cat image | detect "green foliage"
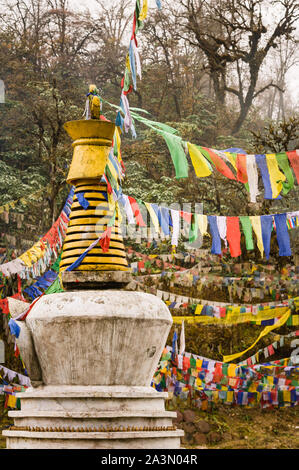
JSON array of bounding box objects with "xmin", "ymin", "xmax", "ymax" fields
[
  {"xmin": 250, "ymin": 115, "xmax": 299, "ymax": 153},
  {"xmin": 0, "ymin": 160, "xmax": 47, "ymax": 205},
  {"xmin": 123, "ymin": 161, "xmax": 184, "ymax": 204}
]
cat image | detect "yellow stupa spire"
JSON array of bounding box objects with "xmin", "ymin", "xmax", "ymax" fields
[{"xmin": 59, "ymin": 86, "xmax": 130, "ymax": 274}]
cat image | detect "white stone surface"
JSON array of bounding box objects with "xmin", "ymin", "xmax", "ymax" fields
[
  {"xmin": 7, "ymin": 297, "xmax": 27, "ymax": 318},
  {"xmin": 4, "ymin": 432, "xmax": 183, "ymax": 449},
  {"xmin": 3, "ymin": 385, "xmax": 184, "ymax": 449},
  {"xmin": 15, "ymin": 320, "xmax": 42, "ymax": 384},
  {"xmin": 6, "ymin": 289, "xmax": 183, "ymax": 448},
  {"xmin": 18, "ymin": 290, "xmax": 172, "ymax": 386}
]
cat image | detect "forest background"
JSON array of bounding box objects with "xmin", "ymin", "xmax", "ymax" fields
[{"xmin": 0, "ymin": 0, "xmax": 298, "ymax": 251}]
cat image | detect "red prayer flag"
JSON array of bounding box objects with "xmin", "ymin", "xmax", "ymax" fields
[
  {"xmin": 128, "ymin": 196, "xmax": 146, "ymax": 227},
  {"xmin": 287, "ymin": 150, "xmax": 299, "ymax": 183},
  {"xmin": 99, "ymin": 226, "xmax": 112, "ymax": 253},
  {"xmin": 268, "ymin": 344, "xmax": 275, "ymax": 356},
  {"xmin": 236, "ymin": 154, "xmax": 248, "ymax": 183},
  {"xmin": 202, "ymin": 147, "xmax": 236, "ymax": 180},
  {"xmin": 226, "ymin": 217, "xmax": 242, "ymax": 257},
  {"xmin": 183, "ymin": 356, "xmax": 190, "ymax": 371},
  {"xmin": 180, "ymin": 211, "xmax": 192, "ymax": 224},
  {"xmin": 0, "ymin": 298, "xmax": 9, "ymax": 314}
]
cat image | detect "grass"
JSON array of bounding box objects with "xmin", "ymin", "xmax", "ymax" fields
[{"xmin": 193, "ymin": 404, "xmax": 299, "ymax": 449}]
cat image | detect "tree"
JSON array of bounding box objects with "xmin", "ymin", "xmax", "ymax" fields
[
  {"xmin": 0, "ymin": 0, "xmax": 95, "ymax": 223},
  {"xmin": 250, "ymin": 114, "xmax": 299, "ymax": 152},
  {"xmin": 177, "ymin": 0, "xmax": 299, "ymax": 134}
]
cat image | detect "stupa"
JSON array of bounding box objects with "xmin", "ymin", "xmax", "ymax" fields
[{"xmin": 3, "ymin": 86, "xmax": 183, "ymax": 448}]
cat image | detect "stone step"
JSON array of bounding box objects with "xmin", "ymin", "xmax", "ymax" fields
[
  {"xmin": 9, "ymin": 410, "xmax": 176, "ymax": 418},
  {"xmin": 3, "ymin": 429, "xmax": 184, "ymax": 449},
  {"xmin": 8, "ymin": 410, "xmax": 176, "ymax": 429},
  {"xmin": 17, "ymin": 386, "xmax": 169, "ymax": 413}
]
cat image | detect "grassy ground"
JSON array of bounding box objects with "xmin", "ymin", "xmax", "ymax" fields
[{"xmin": 182, "ymin": 404, "xmax": 299, "ymax": 449}]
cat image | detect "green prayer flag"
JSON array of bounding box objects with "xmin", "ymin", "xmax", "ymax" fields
[
  {"xmin": 123, "ymin": 67, "xmax": 131, "ymax": 92},
  {"xmin": 189, "ymin": 214, "xmax": 198, "ymax": 242},
  {"xmin": 161, "ymin": 132, "xmax": 189, "ymax": 179},
  {"xmin": 108, "ymin": 209, "xmax": 116, "ymax": 227},
  {"xmin": 130, "ymin": 112, "xmax": 179, "ymax": 135},
  {"xmin": 222, "ymin": 363, "xmax": 229, "ymax": 376},
  {"xmin": 45, "ymin": 277, "xmax": 64, "ymax": 295},
  {"xmin": 190, "ymin": 356, "xmax": 196, "ymax": 368},
  {"xmin": 51, "ymin": 254, "xmax": 62, "ymax": 272},
  {"xmin": 198, "ymin": 146, "xmax": 215, "ymax": 167},
  {"xmin": 239, "ymin": 216, "xmax": 254, "ymax": 251},
  {"xmin": 276, "ymin": 152, "xmax": 294, "ymax": 195}
]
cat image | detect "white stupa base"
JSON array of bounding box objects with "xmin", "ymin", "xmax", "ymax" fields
[{"xmin": 3, "ymin": 385, "xmax": 183, "ymax": 449}]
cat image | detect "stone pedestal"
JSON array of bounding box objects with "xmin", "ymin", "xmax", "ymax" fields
[
  {"xmin": 4, "ymin": 386, "xmax": 183, "ymax": 448},
  {"xmin": 3, "ymin": 290, "xmax": 183, "ymax": 448}
]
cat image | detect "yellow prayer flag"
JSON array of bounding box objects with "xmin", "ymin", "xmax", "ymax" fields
[
  {"xmin": 223, "ymin": 309, "xmax": 291, "ymax": 362},
  {"xmin": 107, "ymin": 159, "xmax": 119, "ymax": 187},
  {"xmin": 115, "ymin": 127, "xmax": 121, "ymax": 153},
  {"xmin": 126, "ymin": 54, "xmax": 131, "ymax": 72},
  {"xmin": 145, "ymin": 202, "xmax": 160, "ymax": 233},
  {"xmin": 267, "ymin": 376, "xmax": 274, "ymax": 386},
  {"xmin": 139, "ymin": 0, "xmax": 148, "ymax": 21},
  {"xmin": 224, "ymin": 152, "xmax": 237, "ymax": 171},
  {"xmin": 7, "ymin": 394, "xmax": 17, "ymax": 408},
  {"xmin": 196, "ymin": 377, "xmax": 202, "ymax": 388},
  {"xmin": 187, "ymin": 142, "xmax": 212, "ymax": 177},
  {"xmin": 201, "ymin": 400, "xmax": 208, "ymax": 410},
  {"xmin": 250, "ymin": 216, "xmax": 264, "ymax": 257},
  {"xmin": 227, "ymin": 364, "xmax": 237, "ymax": 377},
  {"xmin": 197, "ymin": 214, "xmax": 208, "ymax": 236},
  {"xmin": 266, "ymin": 153, "xmax": 286, "ymax": 199},
  {"xmin": 195, "ymin": 305, "xmax": 203, "ymax": 315},
  {"xmin": 283, "ymin": 390, "xmax": 291, "ymax": 402}
]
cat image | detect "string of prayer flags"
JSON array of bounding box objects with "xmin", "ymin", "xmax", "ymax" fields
[
  {"xmin": 118, "ymin": 193, "xmax": 297, "ymax": 258},
  {"xmin": 100, "ymin": 94, "xmax": 299, "ymax": 200},
  {"xmin": 0, "ymin": 189, "xmax": 74, "ymax": 279},
  {"xmin": 153, "ymin": 346, "xmax": 299, "ymax": 409},
  {"xmin": 119, "ymin": 107, "xmax": 299, "ymax": 198},
  {"xmin": 238, "ymin": 330, "xmax": 299, "ymax": 366},
  {"xmin": 223, "ymin": 309, "xmax": 292, "ymax": 362},
  {"xmin": 0, "ymin": 365, "xmax": 31, "ymax": 387},
  {"xmin": 118, "ymin": 0, "xmax": 149, "ymax": 137}
]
